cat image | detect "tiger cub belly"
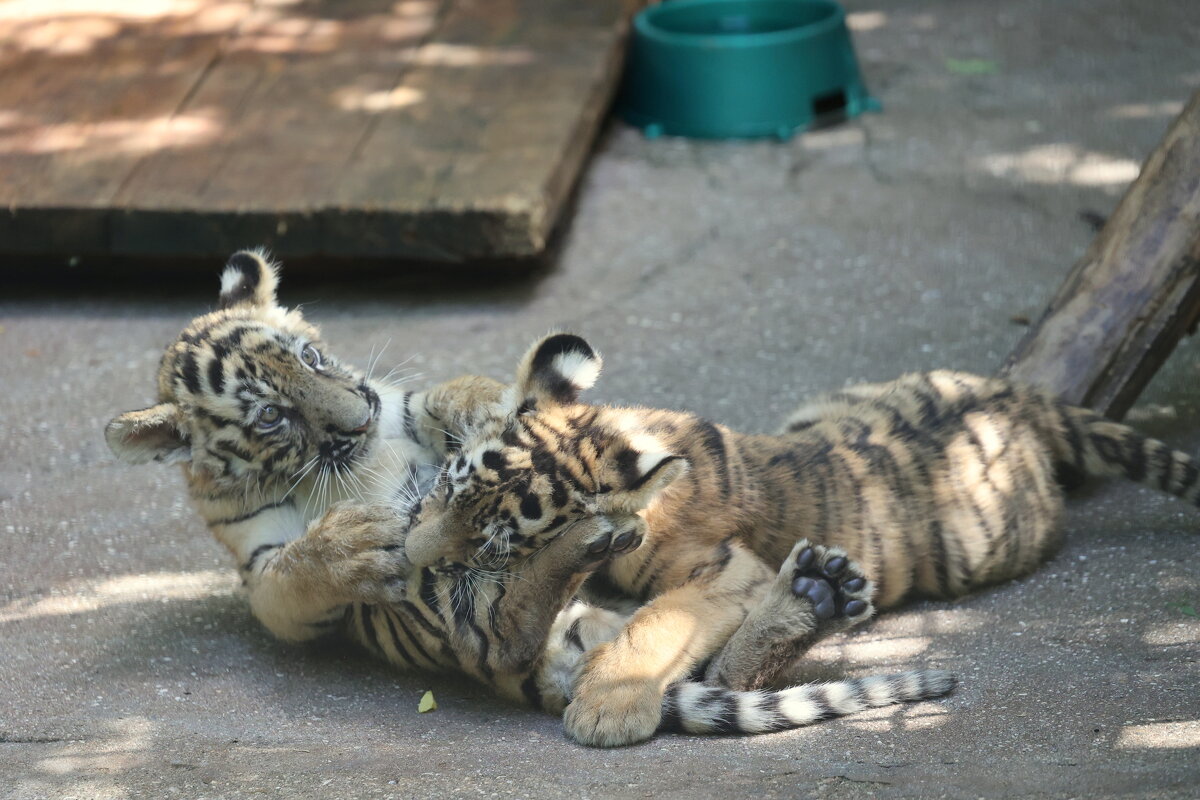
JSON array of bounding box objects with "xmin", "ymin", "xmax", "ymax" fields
[{"xmin": 760, "ymin": 413, "xmax": 1066, "ymax": 608}]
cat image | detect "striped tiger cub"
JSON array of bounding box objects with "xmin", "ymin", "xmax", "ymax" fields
[
  {"xmin": 402, "ymin": 332, "xmax": 1199, "ymax": 746},
  {"xmin": 105, "ymin": 251, "xmax": 953, "ymax": 739}
]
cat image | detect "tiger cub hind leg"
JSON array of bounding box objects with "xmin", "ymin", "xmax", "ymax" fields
[{"xmin": 705, "ymin": 540, "xmax": 874, "ymax": 692}]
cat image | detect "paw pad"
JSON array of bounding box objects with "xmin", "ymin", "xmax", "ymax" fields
[
  {"xmin": 612, "ymin": 530, "xmax": 642, "ymax": 553},
  {"xmin": 583, "ymin": 529, "xmax": 643, "ymax": 562},
  {"xmin": 823, "ymin": 556, "xmax": 847, "ymax": 576},
  {"xmin": 787, "ymin": 543, "xmax": 874, "ymax": 624},
  {"xmin": 586, "ymin": 535, "xmax": 612, "ymax": 555},
  {"xmin": 792, "ymin": 575, "xmax": 837, "ymax": 619}
]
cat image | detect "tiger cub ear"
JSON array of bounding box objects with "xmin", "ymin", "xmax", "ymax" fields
[
  {"xmin": 596, "ymin": 439, "xmax": 690, "ymax": 514},
  {"xmin": 105, "ymin": 403, "xmax": 191, "ymax": 465},
  {"xmin": 513, "ymin": 333, "xmax": 602, "ymax": 408},
  {"xmin": 218, "ymin": 249, "xmax": 280, "ymax": 310}
]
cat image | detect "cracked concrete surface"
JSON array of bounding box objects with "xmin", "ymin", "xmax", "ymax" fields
[{"xmin": 2, "ymin": 0, "xmax": 1198, "ymax": 797}]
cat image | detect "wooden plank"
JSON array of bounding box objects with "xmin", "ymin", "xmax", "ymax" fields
[
  {"xmin": 999, "ymin": 90, "xmax": 1200, "ymax": 419},
  {"xmin": 109, "ymin": 0, "xmax": 447, "ymax": 255},
  {"xmin": 114, "ymin": 0, "xmax": 444, "ymax": 213},
  {"xmin": 0, "ymin": 1, "xmax": 254, "ymax": 252},
  {"xmin": 0, "ymin": 0, "xmax": 639, "ymax": 261},
  {"xmin": 329, "ymin": 0, "xmax": 638, "ymax": 260}
]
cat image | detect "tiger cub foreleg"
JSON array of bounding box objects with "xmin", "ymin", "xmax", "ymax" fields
[
  {"xmin": 564, "ymin": 540, "xmax": 773, "ymax": 747},
  {"xmin": 244, "ymin": 502, "xmax": 409, "ymax": 642},
  {"xmin": 479, "ymin": 518, "xmax": 644, "ymax": 697},
  {"xmin": 704, "ymin": 540, "xmax": 875, "ymax": 691},
  {"xmin": 347, "ymin": 518, "xmax": 641, "ymax": 681}
]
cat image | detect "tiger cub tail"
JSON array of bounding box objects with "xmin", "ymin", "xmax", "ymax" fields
[
  {"xmin": 660, "ymin": 670, "xmax": 956, "ymax": 735},
  {"xmin": 1052, "ymin": 403, "xmax": 1200, "ymax": 506}
]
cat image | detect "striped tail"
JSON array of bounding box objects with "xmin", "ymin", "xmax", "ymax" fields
[
  {"xmin": 1054, "ymin": 404, "xmax": 1200, "ymax": 507},
  {"xmin": 659, "ymin": 669, "xmax": 955, "ymax": 735}
]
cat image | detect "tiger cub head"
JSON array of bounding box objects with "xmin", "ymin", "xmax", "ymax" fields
[
  {"xmin": 403, "ymin": 333, "xmax": 688, "ymax": 571},
  {"xmin": 105, "ymin": 250, "xmax": 382, "ymax": 505}
]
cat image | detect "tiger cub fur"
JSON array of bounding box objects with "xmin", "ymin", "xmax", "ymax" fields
[
  {"xmin": 106, "ymin": 252, "xmax": 953, "ymax": 739},
  {"xmin": 401, "ymin": 332, "xmax": 1199, "ymax": 746}
]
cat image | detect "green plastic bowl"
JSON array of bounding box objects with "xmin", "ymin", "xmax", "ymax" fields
[{"xmin": 619, "ymin": 0, "xmax": 879, "ymax": 140}]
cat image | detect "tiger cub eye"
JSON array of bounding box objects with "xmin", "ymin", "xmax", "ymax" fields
[
  {"xmin": 257, "ymin": 405, "xmax": 283, "ymax": 428},
  {"xmin": 300, "ymin": 344, "xmax": 322, "ymax": 370}
]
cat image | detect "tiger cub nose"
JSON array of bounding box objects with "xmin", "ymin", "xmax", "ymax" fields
[{"xmin": 351, "ymin": 409, "xmax": 372, "ymax": 434}]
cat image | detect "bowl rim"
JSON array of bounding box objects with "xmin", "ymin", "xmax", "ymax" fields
[{"xmin": 635, "ymin": 0, "xmax": 846, "ymax": 48}]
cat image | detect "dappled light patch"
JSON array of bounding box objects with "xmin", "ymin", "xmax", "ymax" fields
[
  {"xmin": 0, "ymin": 112, "xmax": 221, "ymax": 156},
  {"xmin": 845, "ymin": 11, "xmax": 886, "ymax": 32},
  {"xmin": 842, "ymin": 702, "xmax": 902, "ymax": 731},
  {"xmin": 800, "ymin": 126, "xmax": 865, "ymax": 152},
  {"xmin": 1141, "ymin": 622, "xmax": 1200, "ymax": 647},
  {"xmin": 843, "ymin": 700, "xmax": 950, "ymax": 733},
  {"xmin": 1116, "ymin": 720, "xmax": 1200, "ymax": 749},
  {"xmin": 885, "ymin": 608, "xmax": 991, "ymax": 635},
  {"xmin": 976, "ymin": 144, "xmax": 1142, "ymax": 188},
  {"xmin": 806, "ymin": 607, "xmax": 992, "ymax": 669},
  {"xmin": 5, "ymin": 14, "xmax": 120, "ymax": 55},
  {"xmin": 898, "ymin": 703, "xmax": 949, "ymax": 731},
  {"xmin": 333, "ymin": 85, "xmax": 425, "ymax": 113},
  {"xmin": 35, "ymin": 717, "xmax": 154, "ymax": 776},
  {"xmin": 0, "ymin": 570, "xmax": 235, "ymax": 623},
  {"xmin": 810, "ymin": 634, "xmax": 933, "ymax": 665},
  {"xmin": 1106, "ymin": 101, "xmax": 1186, "ymax": 120},
  {"xmin": 1, "ymin": 1, "xmax": 244, "ymax": 56},
  {"xmin": 412, "ymin": 43, "xmax": 536, "ymax": 68}
]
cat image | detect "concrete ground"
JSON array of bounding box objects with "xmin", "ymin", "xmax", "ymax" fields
[{"xmin": 2, "ymin": 0, "xmax": 1198, "ymax": 797}]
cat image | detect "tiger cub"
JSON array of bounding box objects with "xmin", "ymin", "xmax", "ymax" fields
[
  {"xmin": 105, "ymin": 251, "xmax": 953, "ymax": 738},
  {"xmin": 401, "ymin": 332, "xmax": 1200, "ymax": 746}
]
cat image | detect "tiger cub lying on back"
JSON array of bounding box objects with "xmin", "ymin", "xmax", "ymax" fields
[
  {"xmin": 402, "ymin": 332, "xmax": 1200, "ymax": 746},
  {"xmin": 105, "ymin": 251, "xmax": 953, "ymax": 740}
]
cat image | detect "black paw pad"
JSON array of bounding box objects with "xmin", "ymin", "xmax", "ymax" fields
[
  {"xmin": 788, "ymin": 543, "xmax": 872, "ymax": 624},
  {"xmin": 611, "ymin": 530, "xmax": 638, "ymax": 553},
  {"xmin": 586, "ymin": 533, "xmax": 613, "ymax": 555},
  {"xmin": 792, "ymin": 576, "xmax": 837, "ymax": 619},
  {"xmin": 823, "ymin": 556, "xmax": 847, "ymax": 577},
  {"xmin": 794, "ymin": 547, "xmax": 816, "ymax": 571}
]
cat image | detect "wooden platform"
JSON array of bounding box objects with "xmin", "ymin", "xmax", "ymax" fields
[{"xmin": 0, "ymin": 0, "xmax": 639, "ymax": 262}]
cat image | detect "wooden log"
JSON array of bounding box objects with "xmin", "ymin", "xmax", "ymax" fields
[{"xmin": 1000, "ymin": 90, "xmax": 1200, "ymax": 419}]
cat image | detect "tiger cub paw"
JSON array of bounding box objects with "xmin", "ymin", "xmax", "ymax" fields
[
  {"xmin": 785, "ymin": 540, "xmax": 874, "ymax": 629},
  {"xmin": 305, "ymin": 502, "xmax": 412, "ymax": 605},
  {"xmin": 577, "ymin": 524, "xmax": 644, "ymax": 570},
  {"xmin": 564, "ymin": 656, "xmax": 662, "ymax": 747}
]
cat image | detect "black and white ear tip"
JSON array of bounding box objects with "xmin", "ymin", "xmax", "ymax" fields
[
  {"xmin": 528, "ymin": 333, "xmax": 602, "ymax": 398},
  {"xmin": 549, "ymin": 345, "xmax": 601, "ymax": 392},
  {"xmin": 218, "ymin": 248, "xmax": 279, "ymax": 310}
]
